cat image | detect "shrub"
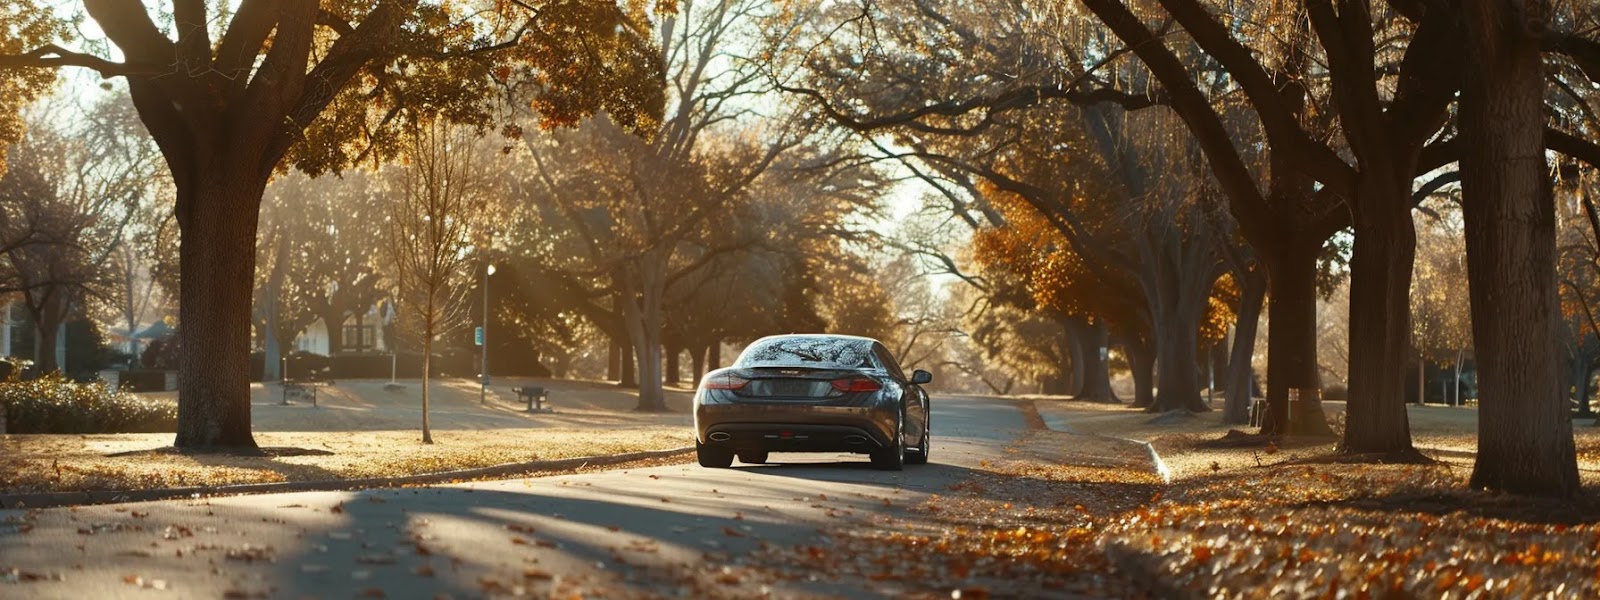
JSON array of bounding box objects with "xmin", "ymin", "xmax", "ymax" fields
[
  {"xmin": 141, "ymin": 337, "xmax": 180, "ymax": 370},
  {"xmin": 0, "ymin": 373, "xmax": 177, "ymax": 434}
]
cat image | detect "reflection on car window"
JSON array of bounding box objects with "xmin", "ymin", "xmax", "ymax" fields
[
  {"xmin": 736, "ymin": 337, "xmax": 876, "ymax": 369},
  {"xmin": 872, "ymin": 343, "xmax": 906, "ymax": 380}
]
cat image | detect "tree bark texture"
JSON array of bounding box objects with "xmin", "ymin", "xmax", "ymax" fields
[
  {"xmin": 1063, "ymin": 316, "xmax": 1086, "ymax": 398},
  {"xmin": 1223, "ymin": 266, "xmax": 1266, "ymax": 425},
  {"xmin": 1261, "ymin": 240, "xmax": 1334, "ymax": 437},
  {"xmin": 1126, "ymin": 337, "xmax": 1156, "ymax": 409},
  {"xmin": 1343, "ymin": 192, "xmax": 1418, "ymax": 454},
  {"xmin": 319, "ymin": 307, "xmax": 345, "ymax": 355},
  {"xmin": 665, "ymin": 345, "xmax": 681, "ymax": 385},
  {"xmin": 607, "ymin": 341, "xmax": 621, "ymax": 382},
  {"xmin": 1073, "ymin": 317, "xmax": 1119, "ymax": 403},
  {"xmin": 691, "ymin": 345, "xmax": 707, "ymax": 385},
  {"xmin": 174, "ymin": 175, "xmax": 266, "ymax": 449},
  {"xmin": 1460, "ymin": 0, "xmax": 1580, "ymax": 497},
  {"xmin": 1151, "ymin": 311, "xmax": 1207, "ymax": 413},
  {"xmin": 620, "ymin": 257, "xmax": 668, "ymax": 410},
  {"xmin": 27, "ymin": 295, "xmax": 66, "ymax": 374},
  {"xmin": 619, "ymin": 342, "xmax": 637, "ymax": 388}
]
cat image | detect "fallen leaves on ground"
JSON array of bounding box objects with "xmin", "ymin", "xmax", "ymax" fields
[
  {"xmin": 760, "ymin": 426, "xmax": 1600, "ymax": 599},
  {"xmin": 1102, "ymin": 462, "xmax": 1600, "ymax": 598}
]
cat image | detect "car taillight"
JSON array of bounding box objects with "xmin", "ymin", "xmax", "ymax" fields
[
  {"xmin": 830, "ymin": 378, "xmax": 882, "ymax": 393},
  {"xmin": 703, "ymin": 374, "xmax": 749, "ymax": 390}
]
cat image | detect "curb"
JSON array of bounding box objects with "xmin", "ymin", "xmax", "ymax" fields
[
  {"xmin": 1034, "ymin": 406, "xmax": 1172, "ymax": 484},
  {"xmin": 0, "ymin": 446, "xmax": 695, "ymax": 510}
]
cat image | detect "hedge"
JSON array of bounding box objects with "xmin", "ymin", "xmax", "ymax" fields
[{"xmin": 0, "ymin": 373, "xmax": 177, "ymax": 434}]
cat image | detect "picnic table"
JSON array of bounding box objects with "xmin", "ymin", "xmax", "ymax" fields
[{"xmin": 513, "ymin": 385, "xmax": 554, "ymax": 413}]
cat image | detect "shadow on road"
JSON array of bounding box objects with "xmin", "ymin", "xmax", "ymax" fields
[{"xmin": 248, "ymin": 480, "xmax": 864, "ymax": 599}]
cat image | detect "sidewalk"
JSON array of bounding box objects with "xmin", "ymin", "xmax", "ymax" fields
[{"xmin": 1030, "ymin": 395, "xmax": 1600, "ymax": 480}]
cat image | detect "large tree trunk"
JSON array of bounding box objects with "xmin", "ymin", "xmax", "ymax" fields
[
  {"xmin": 690, "ymin": 344, "xmax": 707, "ymax": 385},
  {"xmin": 1145, "ymin": 252, "xmax": 1211, "ymax": 413},
  {"xmin": 1343, "ymin": 195, "xmax": 1418, "ymax": 454},
  {"xmin": 708, "ymin": 339, "xmax": 722, "ymax": 370},
  {"xmin": 1150, "ymin": 306, "xmax": 1208, "ymax": 412},
  {"xmin": 632, "ymin": 339, "xmax": 666, "ymax": 411},
  {"xmin": 1063, "ymin": 316, "xmax": 1087, "ymax": 397},
  {"xmin": 665, "ymin": 344, "xmax": 681, "ymax": 386},
  {"xmin": 28, "ymin": 296, "xmax": 66, "ymax": 374},
  {"xmin": 620, "ymin": 274, "xmax": 666, "ymax": 411},
  {"xmin": 1223, "ymin": 266, "xmax": 1266, "ymax": 425},
  {"xmin": 1416, "ymin": 353, "xmax": 1426, "ymax": 405},
  {"xmin": 619, "ymin": 342, "xmax": 637, "ymax": 387},
  {"xmin": 1460, "ymin": 0, "xmax": 1579, "ymax": 497},
  {"xmin": 624, "ymin": 307, "xmax": 666, "ymax": 411},
  {"xmin": 174, "ymin": 175, "xmax": 264, "ymax": 449},
  {"xmin": 1260, "ymin": 239, "xmax": 1334, "ymax": 437},
  {"xmin": 320, "ymin": 308, "xmax": 345, "ymax": 355},
  {"xmin": 607, "ymin": 341, "xmax": 621, "ymax": 382},
  {"xmin": 1126, "ymin": 336, "xmax": 1156, "ymax": 409},
  {"xmin": 1075, "ymin": 317, "xmax": 1119, "ymax": 403}
]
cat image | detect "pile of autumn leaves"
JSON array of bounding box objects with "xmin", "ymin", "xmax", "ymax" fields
[{"xmin": 772, "ymin": 430, "xmax": 1600, "ymax": 599}]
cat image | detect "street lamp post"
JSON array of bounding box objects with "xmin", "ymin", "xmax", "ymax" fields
[{"xmin": 481, "ymin": 263, "xmax": 495, "ymax": 404}]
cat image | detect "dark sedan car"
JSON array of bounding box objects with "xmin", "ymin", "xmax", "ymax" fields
[{"xmin": 693, "ymin": 334, "xmax": 932, "ymax": 470}]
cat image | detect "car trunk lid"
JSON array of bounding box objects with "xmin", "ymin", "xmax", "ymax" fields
[{"xmin": 727, "ymin": 367, "xmax": 867, "ymax": 401}]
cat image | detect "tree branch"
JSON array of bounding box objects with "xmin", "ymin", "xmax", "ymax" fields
[{"xmin": 0, "ymin": 44, "xmax": 148, "ymax": 77}]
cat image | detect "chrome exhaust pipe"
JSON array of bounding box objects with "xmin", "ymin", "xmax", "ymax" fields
[
  {"xmin": 708, "ymin": 432, "xmax": 732, "ymax": 442},
  {"xmin": 844, "ymin": 435, "xmax": 868, "ymax": 445}
]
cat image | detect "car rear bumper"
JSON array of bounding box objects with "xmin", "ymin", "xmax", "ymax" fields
[{"xmin": 695, "ymin": 403, "xmax": 895, "ymax": 452}]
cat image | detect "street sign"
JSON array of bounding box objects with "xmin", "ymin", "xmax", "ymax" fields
[{"xmin": 474, "ymin": 326, "xmax": 484, "ymax": 346}]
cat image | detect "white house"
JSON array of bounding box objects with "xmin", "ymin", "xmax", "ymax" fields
[{"xmin": 293, "ymin": 301, "xmax": 395, "ymax": 355}]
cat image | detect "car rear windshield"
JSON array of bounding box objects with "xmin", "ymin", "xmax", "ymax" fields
[{"xmin": 736, "ymin": 337, "xmax": 877, "ymax": 370}]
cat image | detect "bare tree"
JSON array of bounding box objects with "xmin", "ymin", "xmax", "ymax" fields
[
  {"xmin": 384, "ymin": 122, "xmax": 488, "ymax": 444},
  {"xmin": 0, "ymin": 96, "xmax": 161, "ymax": 373}
]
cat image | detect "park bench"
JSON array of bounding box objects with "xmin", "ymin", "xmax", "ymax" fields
[
  {"xmin": 281, "ymin": 374, "xmax": 334, "ymax": 407},
  {"xmin": 513, "ymin": 385, "xmax": 554, "ymax": 413}
]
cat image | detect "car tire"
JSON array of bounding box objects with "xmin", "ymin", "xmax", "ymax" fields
[
  {"xmin": 905, "ymin": 418, "xmax": 930, "ymax": 465},
  {"xmin": 697, "ymin": 441, "xmax": 734, "ymax": 468},
  {"xmin": 871, "ymin": 412, "xmax": 905, "ymax": 471},
  {"xmin": 737, "ymin": 450, "xmax": 769, "ymax": 465}
]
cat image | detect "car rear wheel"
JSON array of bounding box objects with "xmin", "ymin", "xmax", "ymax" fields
[
  {"xmin": 737, "ymin": 450, "xmax": 769, "ymax": 464},
  {"xmin": 870, "ymin": 412, "xmax": 905, "ymax": 471},
  {"xmin": 697, "ymin": 441, "xmax": 734, "ymax": 468}
]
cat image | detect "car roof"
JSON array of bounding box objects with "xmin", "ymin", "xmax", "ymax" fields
[{"xmin": 751, "ymin": 333, "xmax": 883, "ymax": 345}]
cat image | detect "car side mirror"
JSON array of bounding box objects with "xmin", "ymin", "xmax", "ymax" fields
[{"xmin": 911, "ymin": 370, "xmax": 932, "ymax": 385}]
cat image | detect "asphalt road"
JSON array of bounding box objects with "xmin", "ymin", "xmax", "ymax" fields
[{"xmin": 0, "ymin": 395, "xmax": 1030, "ymax": 599}]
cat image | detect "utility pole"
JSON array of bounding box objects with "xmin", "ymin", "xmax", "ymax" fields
[{"xmin": 480, "ymin": 263, "xmax": 495, "ymax": 404}]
